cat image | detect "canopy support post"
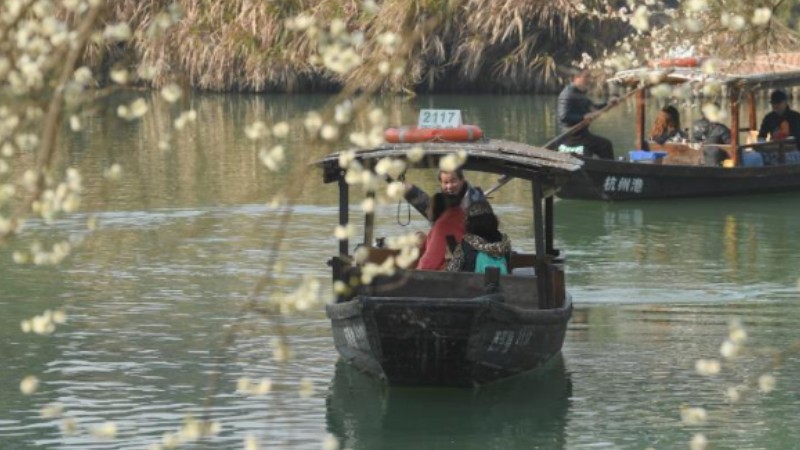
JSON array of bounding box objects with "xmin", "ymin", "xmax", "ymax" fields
[
  {"xmin": 338, "ymin": 176, "xmax": 349, "ymax": 256},
  {"xmin": 730, "ymin": 87, "xmax": 741, "ymax": 167},
  {"xmin": 545, "ymin": 195, "xmax": 556, "ymax": 256},
  {"xmin": 636, "ymin": 88, "xmax": 646, "ymax": 149},
  {"xmin": 363, "ymin": 190, "xmax": 375, "ymax": 248},
  {"xmin": 532, "ymin": 181, "xmax": 550, "ymax": 308}
]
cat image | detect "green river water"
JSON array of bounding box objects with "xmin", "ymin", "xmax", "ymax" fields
[{"xmin": 1, "ymin": 92, "xmax": 799, "ymax": 449}]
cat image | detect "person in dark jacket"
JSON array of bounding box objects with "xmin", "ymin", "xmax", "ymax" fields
[
  {"xmin": 403, "ymin": 169, "xmax": 484, "ymax": 225},
  {"xmin": 692, "ymin": 116, "xmax": 731, "ymax": 145},
  {"xmin": 758, "ymin": 90, "xmax": 800, "ymax": 148},
  {"xmin": 446, "ymin": 201, "xmax": 511, "ymax": 274},
  {"xmin": 557, "ymin": 69, "xmax": 619, "ymax": 159},
  {"xmin": 403, "ymin": 169, "xmax": 486, "ymax": 270},
  {"xmin": 692, "ymin": 108, "xmax": 732, "ymax": 166}
]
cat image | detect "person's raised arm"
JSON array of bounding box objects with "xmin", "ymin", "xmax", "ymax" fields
[{"xmin": 402, "ymin": 181, "xmax": 431, "ymax": 221}]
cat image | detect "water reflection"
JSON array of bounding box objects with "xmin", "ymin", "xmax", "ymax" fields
[
  {"xmin": 326, "ymin": 355, "xmax": 572, "ymax": 450},
  {"xmin": 554, "ymin": 194, "xmax": 800, "ymax": 304},
  {"xmin": 4, "ymin": 91, "xmax": 800, "ymax": 449}
]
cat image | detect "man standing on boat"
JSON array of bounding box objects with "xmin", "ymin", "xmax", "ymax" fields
[
  {"xmin": 402, "ymin": 169, "xmax": 485, "ymax": 270},
  {"xmin": 758, "ymin": 90, "xmax": 800, "ymax": 147},
  {"xmin": 557, "ymin": 69, "xmax": 618, "ymax": 159}
]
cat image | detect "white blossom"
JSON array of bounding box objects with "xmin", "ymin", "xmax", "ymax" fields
[
  {"xmin": 90, "ymin": 422, "xmax": 117, "ymax": 439},
  {"xmin": 630, "ymin": 6, "xmax": 649, "ymax": 32},
  {"xmin": 161, "ymin": 83, "xmax": 182, "ymax": 103},
  {"xmin": 720, "ymin": 339, "xmax": 740, "ymax": 360},
  {"xmin": 680, "ymin": 406, "xmax": 707, "ymax": 425},
  {"xmin": 103, "ymin": 23, "xmax": 132, "ymax": 41},
  {"xmin": 686, "ymin": 0, "xmax": 708, "ymax": 12},
  {"xmin": 321, "ymin": 124, "xmax": 340, "ymax": 141},
  {"xmin": 272, "ymin": 122, "xmax": 290, "ymax": 138},
  {"xmin": 110, "ymin": 69, "xmax": 129, "ymax": 84},
  {"xmin": 304, "ymin": 111, "xmax": 323, "ymax": 135},
  {"xmin": 694, "ymin": 359, "xmax": 720, "ymax": 376},
  {"xmin": 259, "ymin": 145, "xmax": 285, "ymax": 171},
  {"xmin": 758, "ymin": 374, "xmax": 776, "ymax": 393},
  {"xmin": 20, "ymin": 375, "xmax": 39, "ymax": 395},
  {"xmin": 752, "ymin": 7, "xmax": 772, "ymax": 26},
  {"xmin": 245, "ymin": 121, "xmax": 270, "ymax": 140},
  {"xmin": 73, "ymin": 66, "xmax": 93, "ymax": 85},
  {"xmin": 690, "ymin": 433, "xmax": 708, "ymax": 450},
  {"xmin": 322, "ymin": 434, "xmax": 340, "ymax": 450}
]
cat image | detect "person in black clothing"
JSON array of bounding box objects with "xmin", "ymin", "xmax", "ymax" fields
[
  {"xmin": 557, "ymin": 69, "xmax": 619, "ymax": 159},
  {"xmin": 758, "ymin": 90, "xmax": 800, "ymax": 148},
  {"xmin": 692, "ymin": 108, "xmax": 732, "ymax": 166},
  {"xmin": 692, "ymin": 116, "xmax": 731, "ymax": 145}
]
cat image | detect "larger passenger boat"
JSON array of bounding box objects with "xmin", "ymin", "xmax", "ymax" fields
[
  {"xmin": 556, "ymin": 53, "xmax": 800, "ymax": 201},
  {"xmin": 315, "ymin": 137, "xmax": 581, "ymax": 387}
]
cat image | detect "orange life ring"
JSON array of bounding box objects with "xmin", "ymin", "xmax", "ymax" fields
[
  {"xmin": 649, "ymin": 56, "xmax": 703, "ymax": 68},
  {"xmin": 384, "ymin": 125, "xmax": 484, "ymax": 143}
]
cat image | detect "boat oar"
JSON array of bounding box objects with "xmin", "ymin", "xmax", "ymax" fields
[{"xmin": 485, "ymin": 86, "xmax": 644, "ymax": 196}]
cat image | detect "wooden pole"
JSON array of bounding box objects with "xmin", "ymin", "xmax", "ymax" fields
[
  {"xmin": 747, "ymin": 90, "xmax": 757, "ymax": 132},
  {"xmin": 636, "ymin": 88, "xmax": 646, "ymax": 149},
  {"xmin": 338, "ymin": 176, "xmax": 349, "ymax": 256},
  {"xmin": 532, "ymin": 181, "xmax": 550, "ymax": 308},
  {"xmin": 730, "ymin": 87, "xmax": 741, "ymax": 167},
  {"xmin": 363, "ymin": 190, "xmax": 375, "ymax": 248},
  {"xmin": 545, "ymin": 195, "xmax": 555, "ymax": 255}
]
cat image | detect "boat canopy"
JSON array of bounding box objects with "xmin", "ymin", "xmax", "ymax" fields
[
  {"xmin": 610, "ymin": 52, "xmax": 800, "ymax": 91},
  {"xmin": 316, "ymin": 139, "xmax": 583, "ymax": 188}
]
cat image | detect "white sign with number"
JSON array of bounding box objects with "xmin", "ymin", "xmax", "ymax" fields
[{"xmin": 417, "ymin": 109, "xmax": 463, "ymax": 128}]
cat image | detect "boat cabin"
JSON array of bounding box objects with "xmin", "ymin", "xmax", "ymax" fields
[
  {"xmin": 610, "ymin": 53, "xmax": 800, "ymax": 168},
  {"xmin": 316, "ymin": 140, "xmax": 582, "ymax": 309}
]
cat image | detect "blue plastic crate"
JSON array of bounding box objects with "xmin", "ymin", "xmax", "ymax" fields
[
  {"xmin": 629, "ymin": 150, "xmax": 667, "ymax": 162},
  {"xmin": 741, "ymin": 151, "xmax": 764, "ymax": 167}
]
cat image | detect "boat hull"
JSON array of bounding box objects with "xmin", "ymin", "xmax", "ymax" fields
[
  {"xmin": 326, "ymin": 294, "xmax": 572, "ymax": 387},
  {"xmin": 558, "ymin": 157, "xmax": 800, "ymax": 200}
]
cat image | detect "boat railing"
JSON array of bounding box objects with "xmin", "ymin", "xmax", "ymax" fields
[
  {"xmin": 739, "ymin": 139, "xmax": 800, "ymax": 166},
  {"xmin": 328, "ymin": 252, "xmax": 567, "ymax": 309},
  {"xmin": 643, "ymin": 140, "xmax": 800, "ymax": 167},
  {"xmin": 353, "ymin": 246, "xmax": 561, "ymax": 272},
  {"xmin": 646, "ymin": 142, "xmax": 704, "ymax": 165}
]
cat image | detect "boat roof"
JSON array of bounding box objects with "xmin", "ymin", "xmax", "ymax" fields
[
  {"xmin": 609, "ymin": 52, "xmax": 800, "ymax": 90},
  {"xmin": 316, "ymin": 139, "xmax": 582, "ymax": 186}
]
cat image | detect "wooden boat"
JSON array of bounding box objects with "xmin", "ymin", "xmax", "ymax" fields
[
  {"xmin": 557, "ymin": 53, "xmax": 800, "ymax": 201},
  {"xmin": 316, "ymin": 139, "xmax": 582, "ymax": 386}
]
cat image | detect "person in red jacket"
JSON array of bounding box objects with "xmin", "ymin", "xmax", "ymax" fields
[
  {"xmin": 415, "ymin": 199, "xmax": 465, "ymax": 270},
  {"xmin": 403, "ymin": 169, "xmax": 485, "ymax": 270}
]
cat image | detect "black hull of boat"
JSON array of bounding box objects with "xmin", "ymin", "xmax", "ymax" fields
[
  {"xmin": 326, "ymin": 294, "xmax": 572, "ymax": 387},
  {"xmin": 558, "ymin": 158, "xmax": 800, "ymax": 200}
]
